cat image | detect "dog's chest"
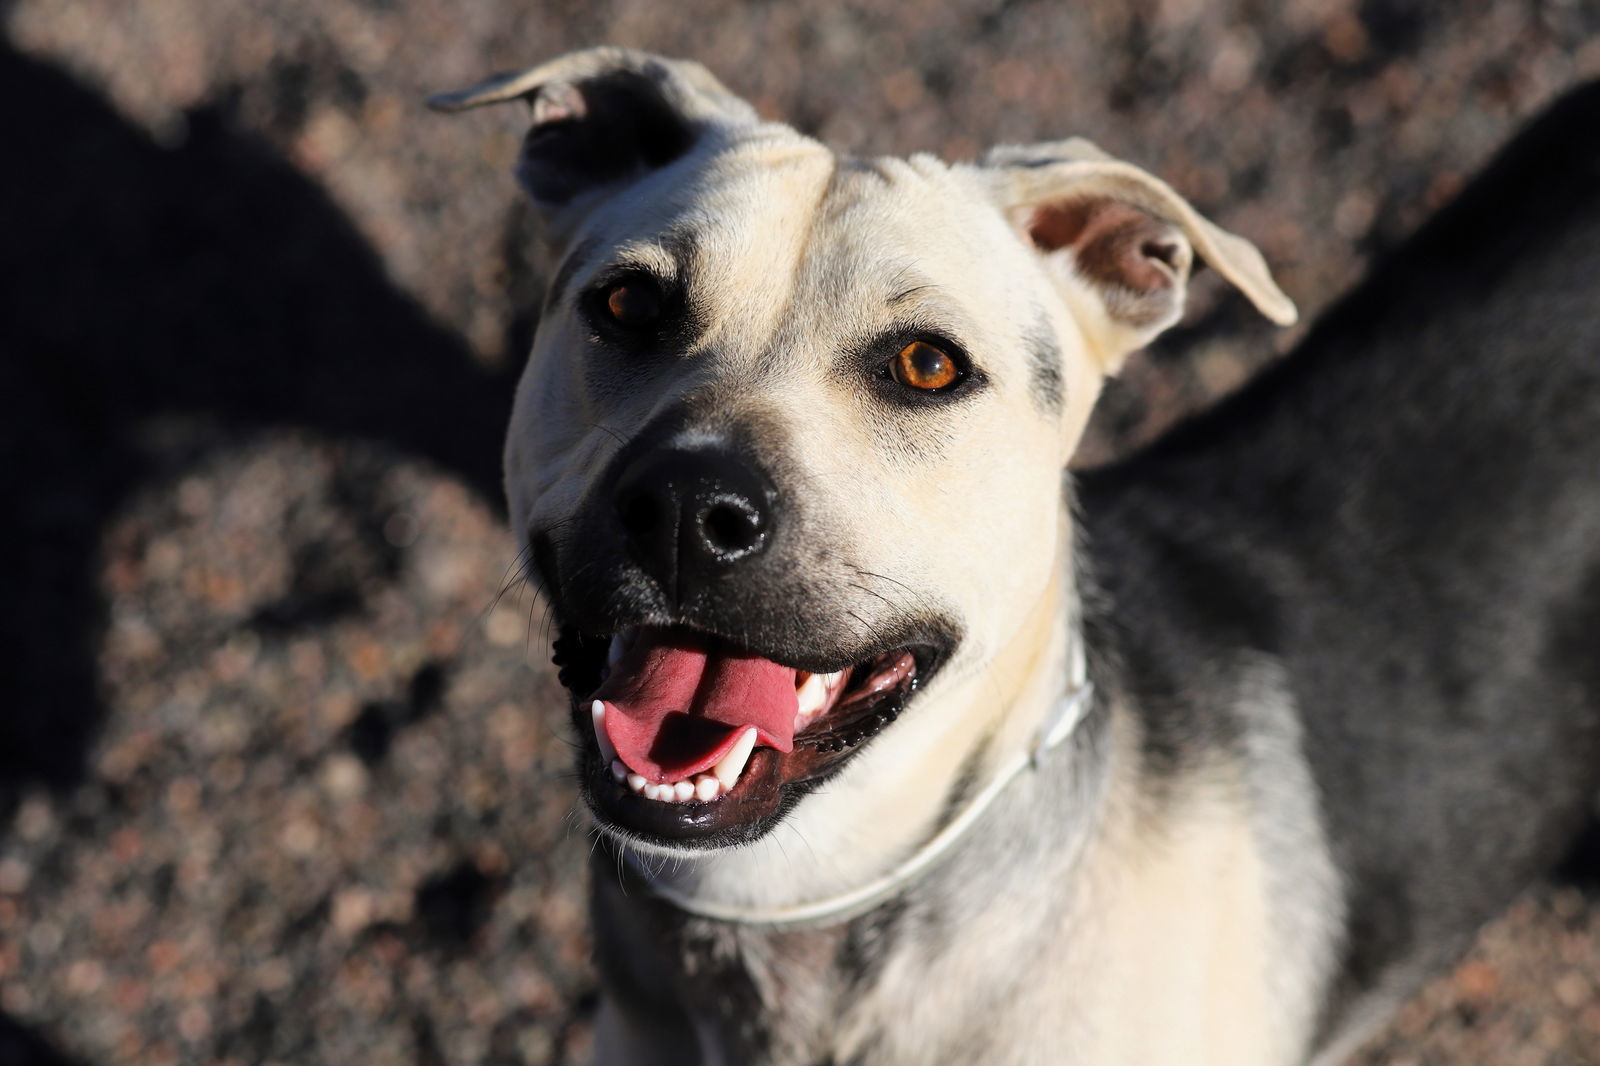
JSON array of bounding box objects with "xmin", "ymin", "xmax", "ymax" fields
[{"xmin": 629, "ymin": 800, "xmax": 1302, "ymax": 1066}]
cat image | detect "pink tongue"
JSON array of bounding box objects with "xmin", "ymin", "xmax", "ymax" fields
[{"xmin": 592, "ymin": 631, "xmax": 799, "ymax": 783}]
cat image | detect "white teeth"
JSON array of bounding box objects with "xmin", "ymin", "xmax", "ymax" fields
[
  {"xmin": 591, "ymin": 700, "xmax": 618, "ymax": 766},
  {"xmin": 796, "ymin": 672, "xmax": 829, "ymax": 717},
  {"xmin": 795, "ymin": 670, "xmax": 845, "ymax": 729},
  {"xmin": 624, "ymin": 772, "xmax": 726, "ymax": 803},
  {"xmin": 713, "ymin": 728, "xmax": 758, "ymax": 792},
  {"xmin": 623, "ymin": 769, "xmax": 727, "ymax": 802}
]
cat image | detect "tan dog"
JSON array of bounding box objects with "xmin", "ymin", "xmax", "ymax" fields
[{"xmin": 431, "ymin": 50, "xmax": 1600, "ymax": 1066}]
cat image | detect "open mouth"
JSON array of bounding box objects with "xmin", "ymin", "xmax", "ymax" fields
[{"xmin": 552, "ymin": 623, "xmax": 945, "ymax": 848}]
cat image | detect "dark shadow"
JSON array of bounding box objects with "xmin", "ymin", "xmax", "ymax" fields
[
  {"xmin": 413, "ymin": 859, "xmax": 506, "ymax": 951},
  {"xmin": 0, "ymin": 40, "xmax": 519, "ymax": 798},
  {"xmin": 1555, "ymin": 816, "xmax": 1600, "ymax": 900},
  {"xmin": 0, "ymin": 1013, "xmax": 84, "ymax": 1066}
]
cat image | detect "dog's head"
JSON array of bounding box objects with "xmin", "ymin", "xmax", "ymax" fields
[{"xmin": 432, "ymin": 49, "xmax": 1294, "ymax": 858}]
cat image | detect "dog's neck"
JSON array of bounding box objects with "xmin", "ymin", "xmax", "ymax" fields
[{"xmin": 614, "ymin": 511, "xmax": 1087, "ymax": 923}]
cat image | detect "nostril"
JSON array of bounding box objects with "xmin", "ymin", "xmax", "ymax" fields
[{"xmin": 700, "ymin": 498, "xmax": 763, "ymax": 556}]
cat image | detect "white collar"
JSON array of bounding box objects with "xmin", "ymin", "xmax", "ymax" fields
[{"xmin": 622, "ymin": 637, "xmax": 1094, "ymax": 927}]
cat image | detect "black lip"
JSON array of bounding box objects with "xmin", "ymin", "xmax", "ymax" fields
[{"xmin": 560, "ymin": 625, "xmax": 952, "ymax": 850}]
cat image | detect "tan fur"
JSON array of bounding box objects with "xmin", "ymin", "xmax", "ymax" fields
[{"xmin": 1071, "ymin": 706, "xmax": 1294, "ymax": 1066}]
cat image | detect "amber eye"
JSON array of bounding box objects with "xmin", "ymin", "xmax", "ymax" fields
[
  {"xmin": 889, "ymin": 340, "xmax": 961, "ymax": 391},
  {"xmin": 603, "ymin": 278, "xmax": 662, "ymax": 329}
]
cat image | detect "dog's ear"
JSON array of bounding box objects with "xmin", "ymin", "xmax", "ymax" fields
[
  {"xmin": 428, "ymin": 48, "xmax": 758, "ymax": 237},
  {"xmin": 983, "ymin": 138, "xmax": 1296, "ymax": 370}
]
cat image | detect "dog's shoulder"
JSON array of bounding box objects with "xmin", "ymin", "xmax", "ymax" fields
[{"xmin": 1078, "ymin": 78, "xmax": 1600, "ymax": 1056}]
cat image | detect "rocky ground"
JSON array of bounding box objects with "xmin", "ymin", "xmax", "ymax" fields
[{"xmin": 4, "ymin": 0, "xmax": 1600, "ymax": 1063}]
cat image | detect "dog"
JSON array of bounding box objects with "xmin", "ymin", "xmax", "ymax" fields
[{"xmin": 429, "ymin": 50, "xmax": 1600, "ymax": 1065}]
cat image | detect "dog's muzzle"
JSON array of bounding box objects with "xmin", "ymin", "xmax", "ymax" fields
[{"xmin": 536, "ymin": 435, "xmax": 957, "ymax": 849}]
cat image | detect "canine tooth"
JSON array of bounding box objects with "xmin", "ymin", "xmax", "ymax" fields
[
  {"xmin": 713, "ymin": 727, "xmax": 758, "ymax": 791},
  {"xmin": 591, "ymin": 701, "xmax": 618, "ymax": 766},
  {"xmin": 607, "ymin": 632, "xmax": 627, "ymax": 668},
  {"xmin": 627, "ymin": 773, "xmax": 647, "ymax": 792},
  {"xmin": 823, "ymin": 670, "xmax": 844, "ymax": 689},
  {"xmin": 673, "ymin": 780, "xmax": 695, "ymax": 802},
  {"xmin": 694, "ymin": 775, "xmax": 720, "ymax": 802},
  {"xmin": 796, "ymin": 672, "xmax": 829, "ymax": 716},
  {"xmin": 610, "ymin": 760, "xmax": 627, "ymax": 781}
]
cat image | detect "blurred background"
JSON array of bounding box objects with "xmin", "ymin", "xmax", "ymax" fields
[{"xmin": 4, "ymin": 1, "xmax": 1600, "ymax": 1063}]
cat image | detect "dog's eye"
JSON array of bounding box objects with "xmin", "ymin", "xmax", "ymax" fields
[
  {"xmin": 603, "ymin": 278, "xmax": 662, "ymax": 329},
  {"xmin": 890, "ymin": 341, "xmax": 962, "ymax": 392}
]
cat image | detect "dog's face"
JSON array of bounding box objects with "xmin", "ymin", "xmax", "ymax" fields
[{"xmin": 433, "ymin": 50, "xmax": 1294, "ymax": 857}]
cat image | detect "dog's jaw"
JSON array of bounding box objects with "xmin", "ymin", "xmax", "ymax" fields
[
  {"xmin": 599, "ymin": 552, "xmax": 1076, "ymax": 916},
  {"xmin": 553, "ymin": 616, "xmax": 957, "ymax": 851}
]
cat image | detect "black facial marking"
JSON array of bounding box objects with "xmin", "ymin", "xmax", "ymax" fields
[{"xmin": 1024, "ymin": 314, "xmax": 1064, "ymax": 415}]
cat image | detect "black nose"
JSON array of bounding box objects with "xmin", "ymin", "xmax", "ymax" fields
[{"xmin": 612, "ymin": 447, "xmax": 776, "ymax": 602}]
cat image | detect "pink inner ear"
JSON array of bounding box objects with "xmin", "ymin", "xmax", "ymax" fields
[
  {"xmin": 1025, "ymin": 200, "xmax": 1179, "ymax": 295},
  {"xmin": 531, "ymin": 82, "xmax": 587, "ymax": 126}
]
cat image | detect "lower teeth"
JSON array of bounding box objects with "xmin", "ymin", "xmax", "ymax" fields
[{"xmin": 629, "ymin": 769, "xmax": 726, "ymax": 804}]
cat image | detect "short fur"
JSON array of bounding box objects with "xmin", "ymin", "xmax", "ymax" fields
[{"xmin": 430, "ymin": 52, "xmax": 1600, "ymax": 1065}]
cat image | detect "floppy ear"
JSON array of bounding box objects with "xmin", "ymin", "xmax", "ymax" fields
[
  {"xmin": 983, "ymin": 138, "xmax": 1296, "ymax": 371},
  {"xmin": 428, "ymin": 48, "xmax": 758, "ymax": 237}
]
